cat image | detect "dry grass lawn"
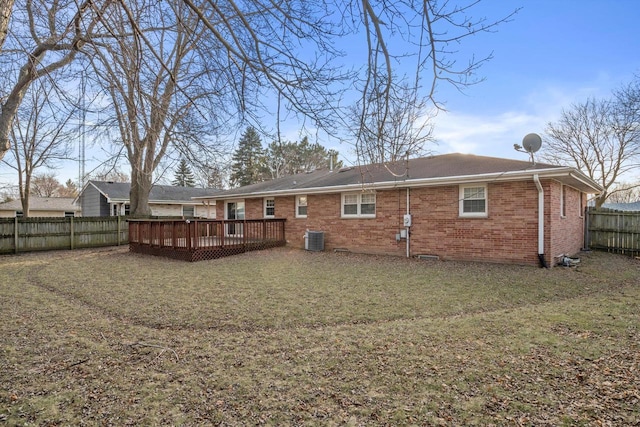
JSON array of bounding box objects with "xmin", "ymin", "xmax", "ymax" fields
[{"xmin": 1, "ymin": 247, "xmax": 639, "ymax": 426}]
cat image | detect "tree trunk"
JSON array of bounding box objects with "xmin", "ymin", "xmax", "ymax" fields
[
  {"xmin": 594, "ymin": 193, "xmax": 607, "ymax": 209},
  {"xmin": 20, "ymin": 194, "xmax": 30, "ymax": 218},
  {"xmin": 0, "ymin": 0, "xmax": 14, "ymax": 51},
  {"xmin": 129, "ymin": 170, "xmax": 153, "ymax": 218},
  {"xmin": 19, "ymin": 172, "xmax": 30, "ymax": 217}
]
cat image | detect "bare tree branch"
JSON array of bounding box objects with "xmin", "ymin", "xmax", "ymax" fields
[
  {"xmin": 0, "ymin": 0, "xmax": 109, "ymax": 161},
  {"xmin": 542, "ymin": 77, "xmax": 640, "ymax": 207},
  {"xmin": 2, "ymin": 76, "xmax": 76, "ymax": 216}
]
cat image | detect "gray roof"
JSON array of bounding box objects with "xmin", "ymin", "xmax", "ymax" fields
[
  {"xmin": 85, "ymin": 181, "xmax": 219, "ymax": 203},
  {"xmin": 602, "ymin": 201, "xmax": 640, "ymax": 211},
  {"xmin": 0, "ymin": 197, "xmax": 80, "ymax": 212},
  {"xmin": 198, "ymin": 153, "xmax": 602, "ymax": 199}
]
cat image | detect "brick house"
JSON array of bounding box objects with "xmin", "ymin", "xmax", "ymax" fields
[{"xmin": 194, "ymin": 154, "xmax": 602, "ymax": 266}]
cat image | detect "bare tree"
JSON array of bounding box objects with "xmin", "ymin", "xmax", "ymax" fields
[
  {"xmin": 27, "ymin": 174, "xmax": 78, "ymax": 198},
  {"xmin": 0, "ymin": 183, "xmax": 19, "ymax": 203},
  {"xmin": 194, "ymin": 162, "xmax": 227, "ymax": 189},
  {"xmin": 607, "ymin": 182, "xmax": 640, "ymax": 204},
  {"xmin": 30, "ymin": 172, "xmax": 63, "ymax": 197},
  {"xmin": 87, "ymin": 1, "xmax": 223, "ymax": 216},
  {"xmin": 352, "ymin": 83, "xmax": 435, "ymax": 164},
  {"xmin": 614, "ymin": 74, "xmax": 640, "ymax": 121},
  {"xmin": 0, "ymin": 0, "xmax": 109, "ymax": 162},
  {"xmin": 543, "ymin": 88, "xmax": 640, "ymax": 207},
  {"xmin": 90, "ymin": 168, "xmax": 129, "ymax": 183},
  {"xmin": 2, "ymin": 79, "xmax": 75, "ymax": 216},
  {"xmin": 188, "ymin": 152, "xmax": 229, "ymax": 189},
  {"xmin": 182, "ymin": 1, "xmax": 518, "ymax": 163},
  {"xmin": 58, "ymin": 0, "xmax": 515, "ymax": 215}
]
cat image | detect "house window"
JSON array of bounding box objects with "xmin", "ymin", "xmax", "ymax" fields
[
  {"xmin": 560, "ymin": 184, "xmax": 567, "ymax": 217},
  {"xmin": 183, "ymin": 205, "xmax": 195, "ymax": 218},
  {"xmin": 264, "ymin": 198, "xmax": 275, "ymax": 218},
  {"xmin": 341, "ymin": 192, "xmax": 376, "ymax": 218},
  {"xmin": 459, "ymin": 185, "xmax": 487, "ymax": 217},
  {"xmin": 16, "ymin": 211, "xmax": 23, "ymax": 218},
  {"xmin": 64, "ymin": 211, "xmax": 75, "ymax": 218},
  {"xmin": 296, "ymin": 195, "xmax": 307, "ymax": 218},
  {"xmin": 124, "ymin": 204, "xmax": 130, "ymax": 216}
]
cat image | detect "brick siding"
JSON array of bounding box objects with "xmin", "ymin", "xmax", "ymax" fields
[
  {"xmin": 548, "ymin": 181, "xmax": 586, "ymax": 266},
  {"xmin": 213, "ymin": 179, "xmax": 587, "ymax": 266}
]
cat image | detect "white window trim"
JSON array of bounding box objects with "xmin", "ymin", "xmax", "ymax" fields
[
  {"xmin": 295, "ymin": 195, "xmax": 307, "ymax": 218},
  {"xmin": 264, "ymin": 197, "xmax": 275, "ymax": 218},
  {"xmin": 459, "ymin": 184, "xmax": 488, "ymax": 218},
  {"xmin": 579, "ymin": 192, "xmax": 584, "ymax": 218},
  {"xmin": 224, "ymin": 199, "xmax": 245, "ymax": 220},
  {"xmin": 182, "ymin": 205, "xmax": 195, "ymax": 217},
  {"xmin": 341, "ymin": 192, "xmax": 376, "ymax": 218}
]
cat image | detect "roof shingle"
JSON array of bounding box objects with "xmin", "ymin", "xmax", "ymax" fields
[
  {"xmin": 87, "ymin": 181, "xmax": 219, "ymax": 202},
  {"xmin": 207, "ymin": 153, "xmax": 587, "ymax": 199},
  {"xmin": 0, "ymin": 197, "xmax": 80, "ymax": 211}
]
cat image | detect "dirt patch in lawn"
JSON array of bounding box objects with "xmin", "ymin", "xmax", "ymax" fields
[{"xmin": 1, "ymin": 247, "xmax": 639, "ymax": 425}]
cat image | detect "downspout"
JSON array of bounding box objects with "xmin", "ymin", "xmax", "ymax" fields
[
  {"xmin": 406, "ymin": 188, "xmax": 410, "ymax": 258},
  {"xmin": 533, "ymin": 174, "xmax": 549, "ymax": 268}
]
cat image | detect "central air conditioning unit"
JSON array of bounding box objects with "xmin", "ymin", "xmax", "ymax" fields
[{"xmin": 305, "ymin": 230, "xmax": 325, "ymax": 251}]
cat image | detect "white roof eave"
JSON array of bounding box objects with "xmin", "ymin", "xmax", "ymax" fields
[{"xmin": 192, "ymin": 167, "xmax": 602, "ymax": 201}]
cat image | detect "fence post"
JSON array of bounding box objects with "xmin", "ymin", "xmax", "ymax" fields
[
  {"xmin": 583, "ymin": 206, "xmax": 590, "ymax": 250},
  {"xmin": 70, "ymin": 217, "xmax": 75, "ymax": 250},
  {"xmin": 243, "ymin": 219, "xmax": 247, "ymax": 248},
  {"xmin": 186, "ymin": 220, "xmax": 192, "ymax": 251},
  {"xmin": 193, "ymin": 220, "xmax": 198, "ymax": 250},
  {"xmin": 117, "ymin": 216, "xmax": 121, "ymax": 246},
  {"xmin": 14, "ymin": 217, "xmax": 18, "ymax": 254}
]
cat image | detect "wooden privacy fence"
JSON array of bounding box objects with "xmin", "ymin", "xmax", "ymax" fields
[
  {"xmin": 0, "ymin": 216, "xmax": 128, "ymax": 255},
  {"xmin": 587, "ymin": 208, "xmax": 640, "ymax": 257}
]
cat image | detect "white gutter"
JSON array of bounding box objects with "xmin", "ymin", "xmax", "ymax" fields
[
  {"xmin": 533, "ymin": 174, "xmax": 547, "ymax": 267},
  {"xmin": 569, "ymin": 172, "xmax": 604, "ymax": 194}
]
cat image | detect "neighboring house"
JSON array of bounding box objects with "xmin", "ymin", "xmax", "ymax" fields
[
  {"xmin": 601, "ymin": 201, "xmax": 640, "ymax": 211},
  {"xmin": 194, "ymin": 153, "xmax": 603, "ymax": 266},
  {"xmin": 77, "ymin": 181, "xmax": 219, "ymax": 218},
  {"xmin": 0, "ymin": 197, "xmax": 81, "ymax": 218}
]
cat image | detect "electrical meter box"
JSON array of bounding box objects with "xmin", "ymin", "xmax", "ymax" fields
[{"xmin": 403, "ymin": 214, "xmax": 412, "ymax": 227}]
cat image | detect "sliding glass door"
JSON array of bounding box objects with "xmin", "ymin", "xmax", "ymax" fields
[{"xmin": 224, "ymin": 200, "xmax": 245, "ymax": 236}]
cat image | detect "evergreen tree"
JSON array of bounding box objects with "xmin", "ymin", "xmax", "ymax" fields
[
  {"xmin": 264, "ymin": 136, "xmax": 343, "ymax": 179},
  {"xmin": 172, "ymin": 158, "xmax": 196, "ymax": 187},
  {"xmin": 230, "ymin": 126, "xmax": 266, "ymax": 187}
]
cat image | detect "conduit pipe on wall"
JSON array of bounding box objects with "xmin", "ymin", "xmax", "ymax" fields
[
  {"xmin": 533, "ymin": 174, "xmax": 549, "ymax": 268},
  {"xmin": 406, "ymin": 188, "xmax": 410, "ymax": 258}
]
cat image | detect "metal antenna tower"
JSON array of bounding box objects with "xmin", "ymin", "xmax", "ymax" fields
[{"xmin": 78, "ymin": 68, "xmax": 86, "ymax": 187}]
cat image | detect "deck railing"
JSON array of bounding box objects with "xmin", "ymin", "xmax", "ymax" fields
[{"xmin": 128, "ymin": 218, "xmax": 286, "ymax": 261}]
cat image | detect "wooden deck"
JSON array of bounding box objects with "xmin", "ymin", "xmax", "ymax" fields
[{"xmin": 128, "ymin": 218, "xmax": 286, "ymax": 262}]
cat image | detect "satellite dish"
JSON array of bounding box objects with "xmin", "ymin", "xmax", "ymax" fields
[{"xmin": 522, "ymin": 133, "xmax": 542, "ymax": 153}]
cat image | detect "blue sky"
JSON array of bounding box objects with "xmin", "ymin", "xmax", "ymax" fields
[
  {"xmin": 2, "ymin": 0, "xmax": 639, "ymax": 188},
  {"xmin": 422, "ymin": 0, "xmax": 640, "ymax": 162}
]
